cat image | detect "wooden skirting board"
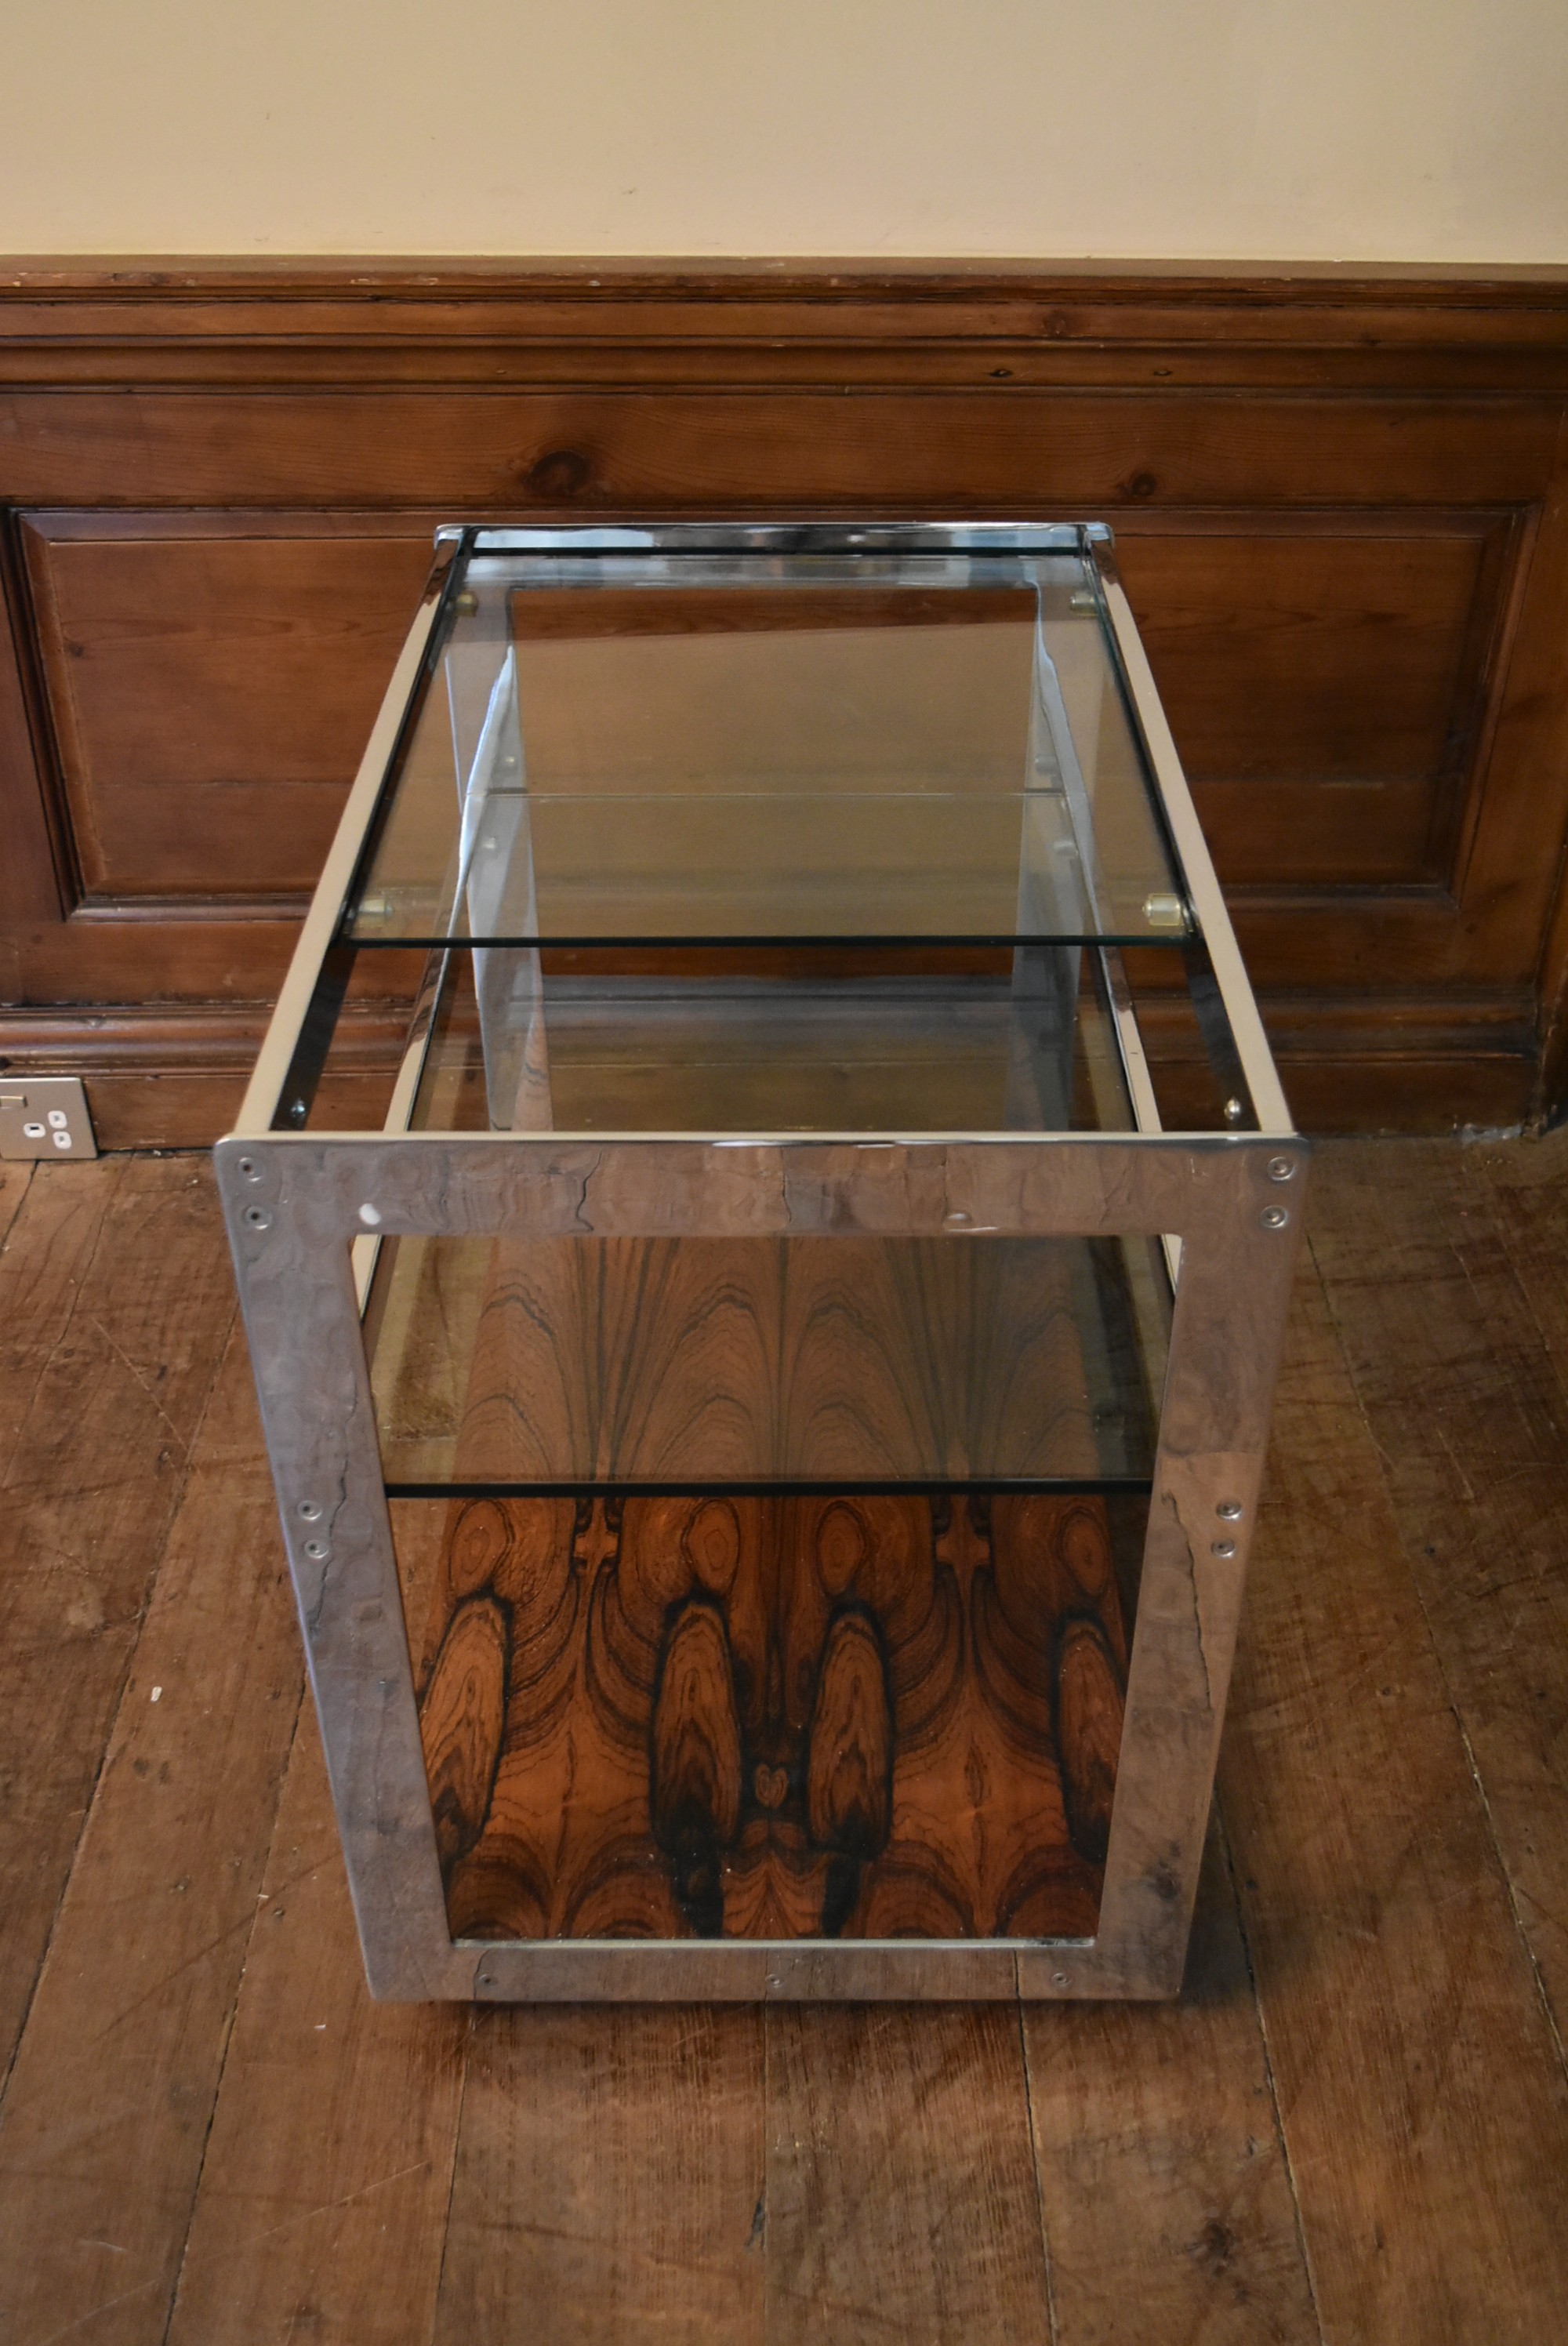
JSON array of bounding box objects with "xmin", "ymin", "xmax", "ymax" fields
[{"xmin": 3, "ymin": 257, "xmax": 1568, "ymax": 1135}]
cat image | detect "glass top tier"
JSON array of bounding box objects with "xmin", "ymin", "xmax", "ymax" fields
[{"xmin": 349, "ymin": 526, "xmax": 1192, "ymax": 952}]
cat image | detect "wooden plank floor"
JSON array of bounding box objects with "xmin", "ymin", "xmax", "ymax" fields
[{"xmin": 1, "ymin": 1137, "xmax": 1566, "ymax": 2344}]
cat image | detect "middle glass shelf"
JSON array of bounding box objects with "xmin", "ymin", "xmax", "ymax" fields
[
  {"xmin": 358, "ymin": 941, "xmax": 1172, "ymax": 1498},
  {"xmin": 401, "ymin": 939, "xmax": 1145, "ymax": 1135}
]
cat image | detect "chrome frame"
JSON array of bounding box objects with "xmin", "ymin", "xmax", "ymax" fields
[{"xmin": 218, "ymin": 521, "xmax": 1306, "ymax": 2003}]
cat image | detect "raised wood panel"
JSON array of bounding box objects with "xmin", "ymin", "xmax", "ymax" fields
[
  {"xmin": 20, "ymin": 521, "xmax": 433, "ymax": 899},
  {"xmin": 1116, "ymin": 521, "xmax": 1508, "ymax": 888},
  {"xmin": 17, "ymin": 510, "xmax": 1516, "ymax": 913},
  {"xmin": 0, "ymin": 539, "xmax": 57, "ymax": 932},
  {"xmin": 1, "ymin": 260, "xmax": 1566, "ymax": 1138}
]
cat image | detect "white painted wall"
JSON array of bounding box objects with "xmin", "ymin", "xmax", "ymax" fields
[{"xmin": 6, "ymin": 0, "xmax": 1566, "ymax": 263}]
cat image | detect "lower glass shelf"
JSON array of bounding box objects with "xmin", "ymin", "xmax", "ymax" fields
[{"xmin": 390, "ymin": 1486, "xmax": 1145, "ymax": 1946}]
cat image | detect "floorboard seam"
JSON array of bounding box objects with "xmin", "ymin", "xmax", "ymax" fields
[
  {"xmin": 0, "ymin": 1162, "xmax": 36, "ymax": 1255},
  {"xmin": 1476, "ymin": 1149, "xmax": 1568, "ymax": 1420},
  {"xmin": 1015, "ymin": 1997, "xmax": 1059, "ymax": 2346},
  {"xmin": 0, "ymin": 1157, "xmax": 126, "ymax": 1492},
  {"xmin": 426, "ymin": 2006, "xmax": 474, "ymax": 2346},
  {"xmin": 1450, "ymin": 1703, "xmax": 1568, "ymax": 2086},
  {"xmin": 1213, "ymin": 1803, "xmax": 1329, "ymax": 2346},
  {"xmin": 1308, "ymin": 1227, "xmax": 1568, "ymax": 2098},
  {"xmin": 159, "ymin": 1678, "xmax": 311, "ymax": 2346},
  {"xmin": 0, "ymin": 1227, "xmax": 232, "ymax": 2126},
  {"xmin": 760, "ymin": 1993, "xmax": 772, "ymax": 2344}
]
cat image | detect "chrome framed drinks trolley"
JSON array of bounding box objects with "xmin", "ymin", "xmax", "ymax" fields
[{"xmin": 218, "ymin": 522, "xmax": 1304, "ymax": 2003}]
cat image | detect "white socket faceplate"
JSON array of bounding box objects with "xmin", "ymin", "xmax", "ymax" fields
[{"xmin": 0, "ymin": 1077, "xmax": 99, "ymax": 1160}]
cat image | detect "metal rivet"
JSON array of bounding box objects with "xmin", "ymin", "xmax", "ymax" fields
[
  {"xmin": 1051, "ymin": 1970, "xmax": 1071, "ymax": 1987},
  {"xmin": 242, "ymin": 1205, "xmax": 270, "ymax": 1229},
  {"xmin": 287, "ymin": 1099, "xmax": 307, "ymax": 1126},
  {"xmin": 298, "ymin": 1501, "xmax": 321, "ymax": 1521},
  {"xmin": 238, "ymin": 1157, "xmax": 262, "ymax": 1182},
  {"xmin": 1212, "ymin": 1539, "xmax": 1237, "ymax": 1560},
  {"xmin": 358, "ymin": 1202, "xmax": 383, "ymax": 1228},
  {"xmin": 1217, "ymin": 1500, "xmax": 1243, "ymax": 1521},
  {"xmin": 1261, "ymin": 1205, "xmax": 1289, "ymax": 1229},
  {"xmin": 1223, "ymin": 1097, "xmax": 1247, "ymax": 1124},
  {"xmin": 944, "ymin": 1210, "xmax": 972, "ymax": 1228},
  {"xmin": 1267, "ymin": 1156, "xmax": 1297, "ymax": 1183},
  {"xmin": 303, "ymin": 1539, "xmax": 328, "ymax": 1561}
]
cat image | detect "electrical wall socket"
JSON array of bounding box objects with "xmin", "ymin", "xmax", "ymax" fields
[{"xmin": 0, "ymin": 1076, "xmax": 99, "ymax": 1160}]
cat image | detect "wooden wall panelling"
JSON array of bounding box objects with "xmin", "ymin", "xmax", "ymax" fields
[
  {"xmin": 19, "ymin": 515, "xmax": 435, "ymax": 902},
  {"xmin": 3, "ymin": 511, "xmax": 445, "ymax": 1142},
  {"xmin": 1, "ymin": 263, "xmax": 1566, "ymax": 1142},
  {"xmin": 1114, "ymin": 511, "xmax": 1516, "ymax": 888},
  {"xmin": 1537, "ymin": 881, "xmax": 1568, "ymax": 1128},
  {"xmin": 0, "ymin": 517, "xmax": 64, "ymax": 937},
  {"xmin": 0, "ymin": 388, "xmax": 1558, "ymax": 511},
  {"xmin": 1113, "ymin": 505, "xmax": 1544, "ymax": 987},
  {"xmin": 1508, "ymin": 419, "xmax": 1568, "ymax": 1123}
]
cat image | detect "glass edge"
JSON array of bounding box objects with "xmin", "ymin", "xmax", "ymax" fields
[
  {"xmin": 384, "ymin": 1476, "xmax": 1154, "ymax": 1499},
  {"xmin": 466, "ymin": 521, "xmax": 1110, "ymax": 557},
  {"xmin": 346, "ymin": 930, "xmax": 1199, "ymax": 950}
]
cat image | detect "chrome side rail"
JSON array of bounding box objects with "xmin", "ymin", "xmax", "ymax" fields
[
  {"xmin": 1090, "ymin": 540, "xmax": 1294, "ymax": 1138},
  {"xmin": 234, "ymin": 541, "xmax": 462, "ymax": 1137}
]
